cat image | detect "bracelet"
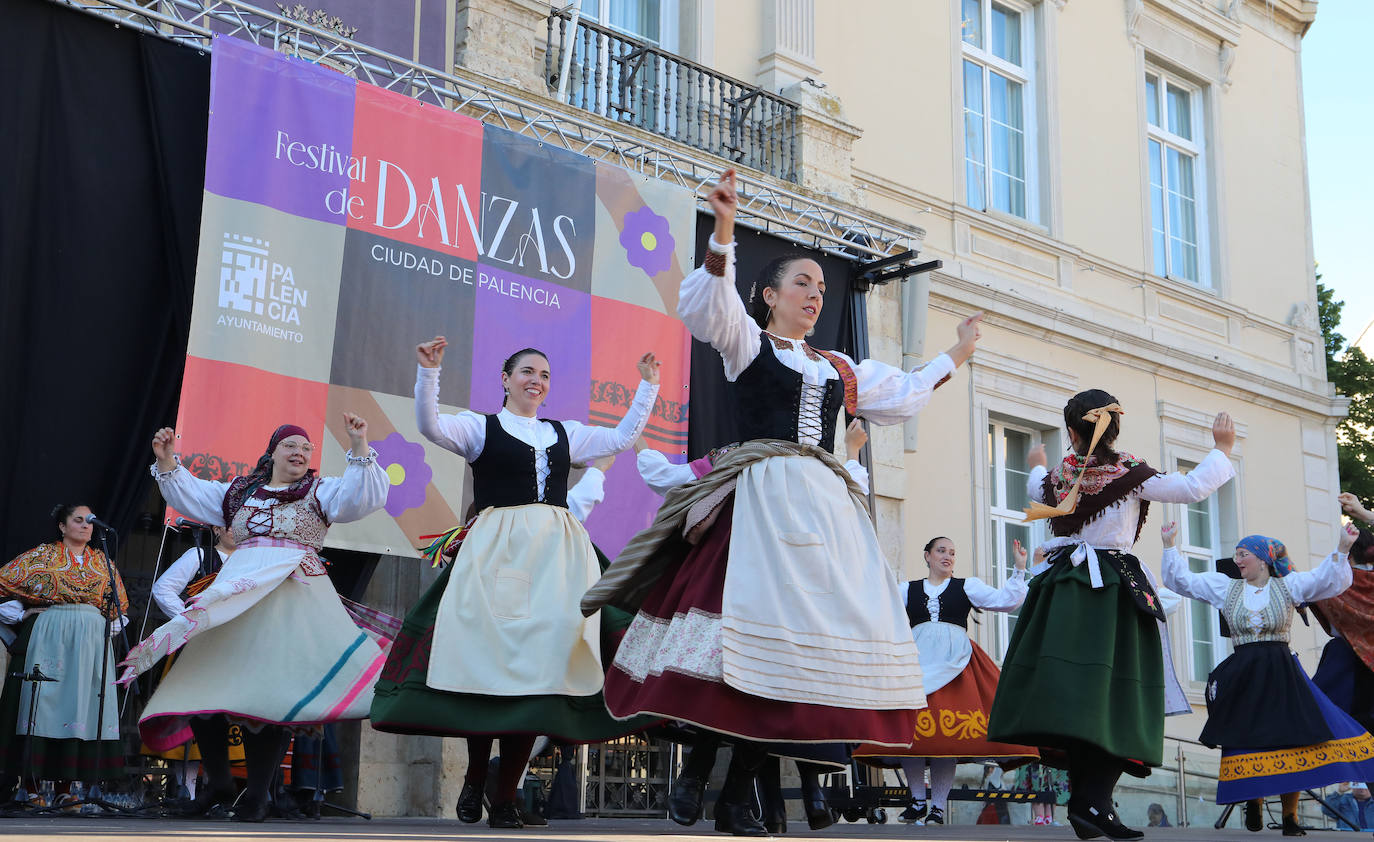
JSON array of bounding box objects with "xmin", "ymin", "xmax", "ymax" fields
[
  {"xmin": 346, "ymin": 447, "xmax": 379, "ymax": 466},
  {"xmin": 704, "ymin": 250, "xmax": 728, "ymax": 277}
]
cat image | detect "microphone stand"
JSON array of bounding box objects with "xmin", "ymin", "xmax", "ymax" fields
[
  {"xmin": 1, "ymin": 663, "xmax": 57, "ymax": 812},
  {"xmin": 30, "ymin": 524, "xmax": 138, "ymax": 816}
]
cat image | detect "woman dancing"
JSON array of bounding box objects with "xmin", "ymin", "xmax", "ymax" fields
[
  {"xmin": 853, "ymin": 536, "xmax": 1037, "ymax": 826},
  {"xmin": 583, "ymin": 169, "xmax": 982, "ymax": 835},
  {"xmin": 369, "ymin": 341, "xmax": 659, "ymax": 829},
  {"xmin": 1162, "ymin": 520, "xmax": 1370, "ymax": 837},
  {"xmin": 121, "ymin": 417, "xmax": 388, "ymax": 821},
  {"xmin": 987, "ymin": 390, "xmax": 1236, "ymax": 840}
]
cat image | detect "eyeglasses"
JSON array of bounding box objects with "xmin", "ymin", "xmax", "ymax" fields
[{"xmin": 278, "ymin": 442, "xmax": 314, "ymax": 454}]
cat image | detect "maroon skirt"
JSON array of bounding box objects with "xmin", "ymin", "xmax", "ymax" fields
[{"xmin": 605, "ymin": 504, "xmax": 917, "ymax": 745}]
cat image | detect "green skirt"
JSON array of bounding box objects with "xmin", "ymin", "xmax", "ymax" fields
[
  {"xmin": 987, "ymin": 550, "xmax": 1164, "ymax": 768},
  {"xmin": 0, "ymin": 615, "xmax": 124, "ymax": 780},
  {"xmin": 370, "ymin": 558, "xmax": 652, "ymax": 743}
]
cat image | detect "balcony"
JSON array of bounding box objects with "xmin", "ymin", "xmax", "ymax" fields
[{"xmin": 544, "ymin": 8, "xmax": 798, "ymax": 182}]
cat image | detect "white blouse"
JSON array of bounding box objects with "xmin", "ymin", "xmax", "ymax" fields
[
  {"xmin": 154, "ymin": 456, "xmax": 389, "ymax": 528},
  {"xmin": 567, "ymin": 467, "xmax": 605, "ymax": 523},
  {"xmin": 634, "ymin": 447, "xmax": 870, "ymax": 497},
  {"xmin": 677, "ymin": 239, "xmax": 956, "ymax": 432},
  {"xmin": 898, "ymin": 572, "xmax": 1028, "ymax": 621},
  {"xmin": 415, "ymin": 366, "xmax": 658, "ymax": 500},
  {"xmin": 1162, "ymin": 545, "xmax": 1352, "ymax": 610},
  {"xmin": 1026, "ymin": 448, "xmax": 1236, "ymax": 552},
  {"xmin": 152, "ymin": 547, "xmax": 231, "ymax": 617}
]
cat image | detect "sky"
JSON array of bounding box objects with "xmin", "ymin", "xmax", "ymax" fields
[{"xmin": 1303, "ymin": 3, "xmax": 1374, "ymax": 348}]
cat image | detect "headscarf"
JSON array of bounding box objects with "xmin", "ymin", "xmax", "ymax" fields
[
  {"xmin": 1023, "ymin": 402, "xmax": 1124, "ymax": 522},
  {"xmin": 1237, "ymin": 534, "xmax": 1293, "ymax": 578},
  {"xmin": 220, "ymin": 424, "xmax": 317, "ymax": 525}
]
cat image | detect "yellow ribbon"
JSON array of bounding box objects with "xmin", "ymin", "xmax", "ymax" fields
[{"xmin": 1023, "ymin": 403, "xmax": 1124, "ymax": 523}]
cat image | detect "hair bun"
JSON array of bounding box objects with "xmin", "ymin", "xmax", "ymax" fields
[{"xmin": 49, "ymin": 504, "xmax": 65, "ymax": 520}]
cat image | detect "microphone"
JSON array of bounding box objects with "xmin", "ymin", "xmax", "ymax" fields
[
  {"xmin": 83, "ymin": 514, "xmax": 116, "ymax": 530},
  {"xmin": 174, "ymin": 517, "xmax": 215, "ymax": 530}
]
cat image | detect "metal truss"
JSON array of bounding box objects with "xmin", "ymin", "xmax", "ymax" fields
[{"xmin": 50, "ymin": 0, "xmax": 922, "ymax": 260}]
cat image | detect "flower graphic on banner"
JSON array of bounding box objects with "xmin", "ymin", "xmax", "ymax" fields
[
  {"xmin": 619, "ymin": 206, "xmax": 675, "ymax": 277},
  {"xmin": 372, "ymin": 432, "xmax": 432, "ymax": 516}
]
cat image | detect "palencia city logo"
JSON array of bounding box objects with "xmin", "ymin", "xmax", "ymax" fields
[{"xmin": 216, "ymin": 232, "xmax": 310, "ymax": 344}]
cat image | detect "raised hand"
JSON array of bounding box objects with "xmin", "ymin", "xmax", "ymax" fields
[
  {"xmin": 1161, "ymin": 521, "xmax": 1179, "ymax": 549},
  {"xmin": 1012, "ymin": 539, "xmax": 1027, "ymax": 570},
  {"xmin": 844, "ymin": 418, "xmax": 868, "ymax": 455},
  {"xmin": 708, "ymin": 169, "xmax": 738, "ymax": 244},
  {"xmin": 1211, "ymin": 412, "xmax": 1235, "ymax": 455},
  {"xmin": 946, "ymin": 312, "xmax": 985, "ymax": 367},
  {"xmin": 591, "ymin": 454, "xmax": 616, "ymax": 473},
  {"xmin": 637, "ymin": 352, "xmax": 661, "ymax": 385},
  {"xmin": 1027, "ymin": 443, "xmax": 1047, "ymax": 471},
  {"xmin": 1339, "ymin": 492, "xmax": 1373, "ymax": 524},
  {"xmin": 342, "ymin": 412, "xmax": 369, "ymax": 453},
  {"xmin": 417, "ymin": 336, "xmax": 448, "ymax": 369},
  {"xmin": 152, "ymin": 427, "xmax": 177, "ymax": 471},
  {"xmin": 1340, "ymin": 522, "xmax": 1361, "ymax": 555}
]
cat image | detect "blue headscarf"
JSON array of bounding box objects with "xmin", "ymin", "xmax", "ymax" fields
[{"xmin": 1237, "ymin": 534, "xmax": 1293, "ymax": 578}]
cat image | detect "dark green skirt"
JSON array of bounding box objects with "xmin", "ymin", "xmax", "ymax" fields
[
  {"xmin": 370, "ymin": 559, "xmax": 652, "ymax": 743},
  {"xmin": 0, "ymin": 615, "xmax": 124, "ymax": 780},
  {"xmin": 987, "ymin": 551, "xmax": 1164, "ymax": 768}
]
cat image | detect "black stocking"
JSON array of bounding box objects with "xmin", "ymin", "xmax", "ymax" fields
[
  {"xmin": 188, "ymin": 716, "xmax": 233, "ymax": 795},
  {"xmin": 240, "ymin": 725, "xmax": 288, "ymax": 804}
]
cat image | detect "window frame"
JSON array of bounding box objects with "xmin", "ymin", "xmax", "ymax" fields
[
  {"xmin": 986, "ymin": 417, "xmax": 1049, "ymax": 658},
  {"xmin": 959, "ymin": 0, "xmax": 1040, "ymax": 223},
  {"xmin": 1143, "ymin": 64, "xmax": 1212, "ymax": 288},
  {"xmin": 1176, "ymin": 458, "xmax": 1226, "ymax": 685}
]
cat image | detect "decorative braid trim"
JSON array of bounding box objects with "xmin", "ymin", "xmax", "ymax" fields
[{"xmin": 704, "ymin": 251, "xmax": 728, "ymax": 277}]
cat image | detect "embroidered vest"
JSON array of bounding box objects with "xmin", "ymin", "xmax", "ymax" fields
[
  {"xmin": 229, "ymin": 481, "xmax": 330, "ymax": 553},
  {"xmin": 730, "ymin": 334, "xmax": 849, "ymax": 451},
  {"xmin": 470, "ymin": 413, "xmax": 571, "ymax": 511},
  {"xmin": 906, "ymin": 578, "xmax": 973, "ymax": 629},
  {"xmin": 1222, "ymin": 577, "xmax": 1294, "ymax": 646}
]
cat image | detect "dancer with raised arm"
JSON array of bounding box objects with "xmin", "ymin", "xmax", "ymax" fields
[
  {"xmin": 584, "ymin": 169, "xmax": 982, "ymax": 835},
  {"xmin": 370, "ymin": 341, "xmax": 659, "ymax": 829},
  {"xmin": 1163, "ymin": 520, "xmax": 1371, "ymax": 837},
  {"xmin": 988, "ymin": 392, "xmax": 1236, "ymax": 841},
  {"xmin": 121, "ymin": 418, "xmax": 388, "ymax": 821},
  {"xmin": 853, "ymin": 536, "xmax": 1037, "ymax": 826}
]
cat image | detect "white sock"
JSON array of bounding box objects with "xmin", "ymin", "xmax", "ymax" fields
[
  {"xmin": 899, "ymin": 758, "xmax": 927, "ymax": 803},
  {"xmin": 928, "ymin": 758, "xmax": 956, "ymax": 812}
]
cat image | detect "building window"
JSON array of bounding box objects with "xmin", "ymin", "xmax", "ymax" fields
[
  {"xmin": 579, "ymin": 0, "xmax": 676, "ymax": 49},
  {"xmin": 986, "ymin": 419, "xmax": 1047, "ymax": 657},
  {"xmin": 1145, "ymin": 68, "xmax": 1209, "ymax": 286},
  {"xmin": 1177, "ymin": 459, "xmax": 1226, "ymax": 683},
  {"xmin": 961, "ymin": 0, "xmax": 1037, "ymax": 221}
]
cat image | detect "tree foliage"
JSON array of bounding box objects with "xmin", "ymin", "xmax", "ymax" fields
[{"xmin": 1318, "ymin": 278, "xmax": 1374, "ymax": 503}]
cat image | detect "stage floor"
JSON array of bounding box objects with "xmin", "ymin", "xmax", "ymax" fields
[{"xmin": 0, "ymin": 815, "xmax": 1325, "ymax": 841}]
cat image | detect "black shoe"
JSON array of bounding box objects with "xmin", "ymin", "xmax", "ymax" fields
[
  {"xmin": 1282, "ymin": 814, "xmax": 1306, "ymax": 837},
  {"xmin": 898, "ymin": 799, "xmax": 927, "ymax": 824},
  {"xmin": 1244, "ymin": 799, "xmax": 1263, "ymax": 832},
  {"xmin": 488, "ymin": 800, "xmax": 524, "ymax": 829},
  {"xmin": 457, "ymin": 782, "xmax": 484, "ymax": 824},
  {"xmin": 800, "ymin": 787, "xmax": 833, "ymax": 830},
  {"xmin": 668, "ymin": 775, "xmax": 707, "ymax": 826},
  {"xmin": 175, "ymin": 786, "xmax": 237, "ymax": 818},
  {"xmin": 229, "ymin": 795, "xmax": 271, "ymax": 823},
  {"xmin": 713, "ymin": 796, "xmax": 768, "ymax": 836},
  {"xmin": 925, "ymin": 805, "xmax": 944, "ymax": 825},
  {"xmin": 1067, "ymin": 809, "xmax": 1105, "ymax": 840}
]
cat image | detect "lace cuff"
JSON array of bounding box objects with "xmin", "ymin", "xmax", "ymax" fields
[
  {"xmin": 346, "ymin": 447, "xmax": 379, "ymax": 465},
  {"xmin": 149, "ymin": 458, "xmax": 182, "ymax": 480}
]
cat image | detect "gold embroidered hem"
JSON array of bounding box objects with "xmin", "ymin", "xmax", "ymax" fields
[{"xmin": 1219, "ymin": 732, "xmax": 1374, "ymax": 781}]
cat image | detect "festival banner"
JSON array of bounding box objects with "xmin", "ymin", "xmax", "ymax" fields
[{"xmin": 174, "ymin": 37, "xmax": 694, "ymax": 558}]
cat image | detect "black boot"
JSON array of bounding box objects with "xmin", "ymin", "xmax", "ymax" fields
[
  {"xmin": 1282, "ymin": 813, "xmax": 1307, "ymax": 837},
  {"xmin": 797, "ymin": 761, "xmax": 834, "ymax": 830},
  {"xmin": 669, "ymin": 736, "xmax": 719, "ymax": 826},
  {"xmin": 456, "ymin": 781, "xmax": 484, "ymax": 823},
  {"xmin": 758, "ymin": 756, "xmax": 786, "ymax": 834},
  {"xmin": 1244, "ymin": 798, "xmax": 1263, "ymax": 832},
  {"xmin": 233, "ymin": 725, "xmax": 288, "ymax": 822},
  {"xmin": 713, "ymin": 745, "xmax": 767, "ymax": 837}
]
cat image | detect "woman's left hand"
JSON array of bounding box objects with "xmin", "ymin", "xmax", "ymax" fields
[
  {"xmin": 343, "ymin": 412, "xmax": 369, "ymax": 453},
  {"xmin": 1340, "ymin": 522, "xmax": 1361, "ymax": 555},
  {"xmin": 1012, "ymin": 539, "xmax": 1027, "ymax": 570},
  {"xmin": 637, "ymin": 352, "xmax": 661, "ymax": 385},
  {"xmin": 1161, "ymin": 521, "xmax": 1179, "ymax": 548}
]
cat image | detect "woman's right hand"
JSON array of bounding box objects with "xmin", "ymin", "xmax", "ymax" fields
[
  {"xmin": 844, "ymin": 418, "xmax": 868, "ymax": 455},
  {"xmin": 1027, "ymin": 444, "xmax": 1047, "ymax": 471},
  {"xmin": 417, "ymin": 336, "xmax": 448, "ymax": 369},
  {"xmin": 152, "ymin": 427, "xmax": 177, "ymax": 471},
  {"xmin": 1340, "ymin": 522, "xmax": 1361, "ymax": 555},
  {"xmin": 1161, "ymin": 521, "xmax": 1179, "ymax": 549},
  {"xmin": 945, "ymin": 312, "xmax": 984, "ymax": 367},
  {"xmin": 707, "ymin": 169, "xmax": 738, "ymax": 245},
  {"xmin": 1340, "ymin": 492, "xmax": 1374, "ymax": 524},
  {"xmin": 1211, "ymin": 412, "xmax": 1235, "ymax": 455}
]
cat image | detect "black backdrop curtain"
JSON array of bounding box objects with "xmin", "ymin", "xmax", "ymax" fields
[
  {"xmin": 687, "ymin": 215, "xmax": 857, "ymax": 458},
  {"xmin": 0, "ymin": 0, "xmax": 210, "ymax": 560}
]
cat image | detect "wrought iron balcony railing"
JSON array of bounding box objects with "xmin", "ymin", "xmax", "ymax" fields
[{"xmin": 545, "ymin": 8, "xmax": 798, "ymax": 182}]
